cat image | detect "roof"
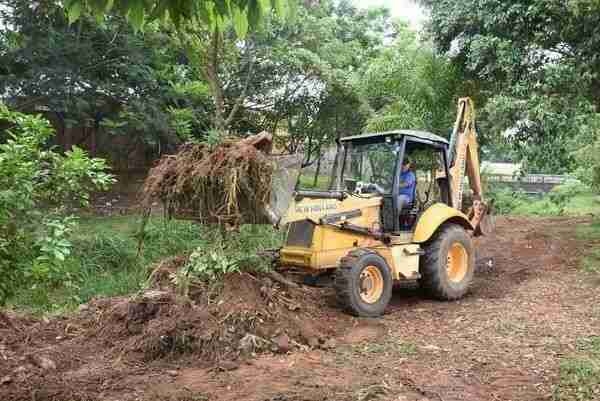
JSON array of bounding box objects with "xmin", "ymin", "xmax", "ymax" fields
[{"xmin": 341, "ymin": 130, "xmax": 449, "ymax": 145}]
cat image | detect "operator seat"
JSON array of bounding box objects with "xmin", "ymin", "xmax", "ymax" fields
[
  {"xmin": 398, "ymin": 183, "xmax": 419, "ymax": 231},
  {"xmin": 381, "ymin": 184, "xmax": 419, "ymax": 232}
]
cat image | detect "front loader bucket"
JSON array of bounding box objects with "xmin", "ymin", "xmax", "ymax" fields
[
  {"xmin": 141, "ymin": 132, "xmax": 304, "ymax": 227},
  {"xmin": 260, "ymin": 153, "xmax": 304, "ymax": 226}
]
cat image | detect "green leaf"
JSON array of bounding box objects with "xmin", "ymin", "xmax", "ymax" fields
[
  {"xmin": 128, "ymin": 0, "xmax": 145, "ymax": 30},
  {"xmin": 247, "ymin": 0, "xmax": 261, "ymax": 27},
  {"xmin": 54, "ymin": 250, "xmax": 65, "ymax": 261},
  {"xmin": 214, "ymin": 0, "xmax": 230, "ymax": 17},
  {"xmin": 287, "ymin": 0, "xmax": 298, "ymax": 22},
  {"xmin": 272, "ymin": 0, "xmax": 286, "ymax": 17},
  {"xmin": 232, "ymin": 5, "xmax": 249, "ymax": 38},
  {"xmin": 67, "ymin": 2, "xmax": 82, "ymax": 24}
]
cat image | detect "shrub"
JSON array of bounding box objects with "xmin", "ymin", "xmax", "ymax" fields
[
  {"xmin": 178, "ymin": 226, "xmax": 283, "ymax": 290},
  {"xmin": 548, "ymin": 179, "xmax": 587, "ymax": 204},
  {"xmin": 0, "ymin": 105, "xmax": 114, "ymax": 305},
  {"xmin": 487, "ymin": 187, "xmax": 530, "ymax": 215}
]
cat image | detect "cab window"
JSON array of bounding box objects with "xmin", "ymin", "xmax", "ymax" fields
[{"xmin": 343, "ymin": 142, "xmax": 399, "ymax": 194}]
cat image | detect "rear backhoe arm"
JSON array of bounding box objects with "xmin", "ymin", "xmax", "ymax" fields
[{"xmin": 447, "ymin": 98, "xmax": 493, "ymax": 236}]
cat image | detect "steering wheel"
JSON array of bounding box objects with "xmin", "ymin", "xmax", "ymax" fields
[{"xmin": 371, "ymin": 173, "xmax": 390, "ymax": 188}]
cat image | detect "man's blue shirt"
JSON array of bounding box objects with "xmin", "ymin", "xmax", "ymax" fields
[{"xmin": 399, "ymin": 170, "xmax": 416, "ymax": 202}]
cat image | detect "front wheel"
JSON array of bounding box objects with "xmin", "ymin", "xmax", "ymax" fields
[
  {"xmin": 420, "ymin": 223, "xmax": 475, "ymax": 300},
  {"xmin": 334, "ymin": 249, "xmax": 393, "ymax": 317}
]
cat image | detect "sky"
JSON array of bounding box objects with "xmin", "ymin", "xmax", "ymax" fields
[{"xmin": 354, "ymin": 0, "xmax": 426, "ymax": 29}]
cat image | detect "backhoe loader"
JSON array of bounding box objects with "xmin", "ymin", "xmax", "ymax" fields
[{"xmin": 266, "ymin": 97, "xmax": 493, "ymax": 317}]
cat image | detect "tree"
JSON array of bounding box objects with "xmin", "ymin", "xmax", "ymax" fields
[
  {"xmin": 356, "ymin": 21, "xmax": 462, "ymax": 138},
  {"xmin": 419, "ymin": 0, "xmax": 600, "ymax": 175},
  {"xmin": 0, "ymin": 0, "xmax": 218, "ymax": 165},
  {"xmin": 235, "ymin": 0, "xmax": 388, "ymax": 160}
]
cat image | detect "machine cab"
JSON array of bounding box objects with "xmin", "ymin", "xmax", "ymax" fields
[{"xmin": 339, "ymin": 130, "xmax": 452, "ymax": 234}]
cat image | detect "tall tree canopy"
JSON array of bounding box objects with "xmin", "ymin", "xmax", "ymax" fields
[
  {"xmin": 419, "ymin": 0, "xmax": 600, "ymax": 180},
  {"xmin": 0, "ymin": 0, "xmax": 213, "ymax": 167},
  {"xmin": 356, "ymin": 22, "xmax": 462, "ymax": 137}
]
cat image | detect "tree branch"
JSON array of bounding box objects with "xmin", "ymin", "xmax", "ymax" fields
[{"xmin": 225, "ymin": 43, "xmax": 255, "ymax": 127}]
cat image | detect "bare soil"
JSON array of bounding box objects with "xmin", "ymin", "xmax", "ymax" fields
[{"xmin": 2, "ymin": 216, "xmax": 599, "ymax": 401}]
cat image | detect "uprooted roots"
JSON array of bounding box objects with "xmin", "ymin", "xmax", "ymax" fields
[{"xmin": 140, "ymin": 133, "xmax": 274, "ymax": 226}]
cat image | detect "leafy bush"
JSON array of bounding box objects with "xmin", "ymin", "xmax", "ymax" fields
[
  {"xmin": 0, "ymin": 105, "xmax": 114, "ymax": 305},
  {"xmin": 179, "ymin": 226, "xmax": 283, "ymax": 288},
  {"xmin": 487, "ymin": 187, "xmax": 530, "ymax": 215},
  {"xmin": 573, "ymin": 134, "xmax": 600, "ymax": 192},
  {"xmin": 548, "ymin": 179, "xmax": 589, "ymax": 206}
]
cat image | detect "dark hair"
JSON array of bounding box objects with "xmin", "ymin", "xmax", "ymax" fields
[{"xmin": 403, "ymin": 158, "xmax": 411, "ymax": 165}]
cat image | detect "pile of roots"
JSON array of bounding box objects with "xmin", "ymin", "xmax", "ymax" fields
[{"xmin": 140, "ymin": 133, "xmax": 274, "ymax": 225}]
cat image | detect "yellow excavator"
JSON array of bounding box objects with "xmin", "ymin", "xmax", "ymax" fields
[{"xmin": 265, "ymin": 97, "xmax": 494, "ymax": 316}]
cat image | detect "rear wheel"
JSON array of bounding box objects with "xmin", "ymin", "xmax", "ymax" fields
[
  {"xmin": 334, "ymin": 249, "xmax": 393, "ymax": 317},
  {"xmin": 420, "ymin": 223, "xmax": 474, "ymax": 300}
]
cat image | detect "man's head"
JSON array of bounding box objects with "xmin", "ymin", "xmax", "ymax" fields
[{"xmin": 402, "ymin": 158, "xmax": 412, "ymax": 173}]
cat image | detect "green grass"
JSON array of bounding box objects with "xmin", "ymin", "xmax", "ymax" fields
[
  {"xmin": 580, "ymin": 249, "xmax": 600, "ymax": 274},
  {"xmin": 576, "ymin": 219, "xmax": 600, "ymax": 241},
  {"xmin": 554, "ymin": 336, "xmax": 600, "ymax": 401},
  {"xmin": 7, "ymin": 215, "xmax": 284, "ymax": 314},
  {"xmin": 489, "ymin": 186, "xmax": 600, "ymax": 217},
  {"xmin": 564, "ymin": 193, "xmax": 600, "ymax": 215},
  {"xmin": 575, "ymin": 219, "xmax": 600, "ymax": 275},
  {"xmin": 555, "ymin": 358, "xmax": 600, "ymax": 401},
  {"xmin": 510, "ymin": 197, "xmax": 563, "ymax": 217}
]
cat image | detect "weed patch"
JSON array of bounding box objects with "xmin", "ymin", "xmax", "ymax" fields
[
  {"xmin": 488, "ymin": 184, "xmax": 600, "ymax": 217},
  {"xmin": 575, "ymin": 220, "xmax": 600, "ymax": 276},
  {"xmin": 554, "ymin": 357, "xmax": 600, "ymax": 401},
  {"xmin": 576, "ymin": 219, "xmax": 600, "ymax": 241},
  {"xmin": 336, "ymin": 339, "xmax": 417, "ymax": 365},
  {"xmin": 554, "ymin": 336, "xmax": 600, "ymax": 400},
  {"xmin": 580, "ymin": 251, "xmax": 600, "ymax": 274},
  {"xmin": 576, "ymin": 336, "xmax": 600, "ymax": 356}
]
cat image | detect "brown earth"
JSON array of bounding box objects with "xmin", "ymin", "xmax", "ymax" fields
[{"xmin": 1, "ymin": 216, "xmax": 599, "ymax": 401}]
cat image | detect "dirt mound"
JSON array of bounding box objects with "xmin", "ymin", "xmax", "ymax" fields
[
  {"xmin": 87, "ymin": 272, "xmax": 337, "ymax": 362},
  {"xmin": 140, "ymin": 133, "xmax": 275, "ymax": 226},
  {"xmin": 0, "ymin": 270, "xmax": 348, "ymax": 401}
]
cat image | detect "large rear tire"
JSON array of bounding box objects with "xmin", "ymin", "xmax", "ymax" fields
[
  {"xmin": 334, "ymin": 249, "xmax": 393, "ymax": 317},
  {"xmin": 420, "ymin": 223, "xmax": 475, "ymax": 300}
]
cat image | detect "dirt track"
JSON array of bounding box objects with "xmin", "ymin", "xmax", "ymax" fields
[{"xmin": 2, "ymin": 216, "xmax": 599, "ymax": 401}]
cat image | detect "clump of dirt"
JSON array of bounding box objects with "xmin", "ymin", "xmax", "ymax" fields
[{"xmin": 140, "ymin": 132, "xmax": 274, "ymax": 226}]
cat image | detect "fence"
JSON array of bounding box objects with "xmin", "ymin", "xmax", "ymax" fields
[{"xmin": 486, "ymin": 174, "xmax": 576, "ymax": 194}]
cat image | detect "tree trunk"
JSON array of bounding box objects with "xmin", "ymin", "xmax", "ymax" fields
[
  {"xmin": 313, "ymin": 148, "xmax": 322, "ymax": 188},
  {"xmin": 328, "ymin": 112, "xmax": 343, "ymax": 190},
  {"xmin": 205, "ymin": 28, "xmax": 226, "ymax": 134}
]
